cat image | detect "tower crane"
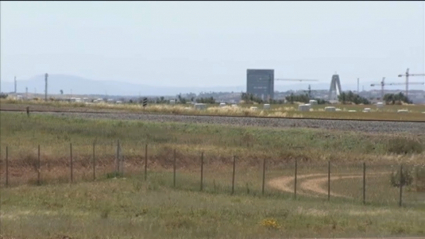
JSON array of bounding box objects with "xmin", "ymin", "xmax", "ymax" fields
[
  {"xmin": 370, "ymin": 77, "xmax": 386, "ymax": 100},
  {"xmin": 302, "ymin": 84, "xmax": 322, "ymax": 98},
  {"xmin": 275, "ymin": 78, "xmax": 319, "ymax": 82},
  {"xmin": 397, "ymin": 68, "xmax": 425, "ymax": 99},
  {"xmin": 370, "ymin": 77, "xmax": 424, "ymax": 100},
  {"xmin": 275, "ymin": 79, "xmax": 319, "ymax": 97}
]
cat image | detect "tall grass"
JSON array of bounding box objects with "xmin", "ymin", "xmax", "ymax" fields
[
  {"xmin": 1, "ymin": 112, "xmax": 424, "ymax": 165},
  {"xmin": 2, "ymin": 100, "xmax": 425, "ymax": 121}
]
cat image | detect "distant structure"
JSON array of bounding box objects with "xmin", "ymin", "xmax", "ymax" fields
[
  {"xmin": 14, "ymin": 76, "xmax": 17, "ymax": 93},
  {"xmin": 246, "ymin": 69, "xmax": 274, "ymax": 101},
  {"xmin": 45, "ymin": 73, "xmax": 48, "ymax": 101},
  {"xmin": 328, "ymin": 74, "xmax": 342, "ymax": 101}
]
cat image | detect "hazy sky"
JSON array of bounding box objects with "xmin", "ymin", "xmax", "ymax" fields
[{"xmin": 1, "ymin": 1, "xmax": 425, "ymax": 89}]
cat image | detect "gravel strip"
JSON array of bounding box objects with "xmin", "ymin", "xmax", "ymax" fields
[{"xmin": 30, "ymin": 111, "xmax": 425, "ymax": 135}]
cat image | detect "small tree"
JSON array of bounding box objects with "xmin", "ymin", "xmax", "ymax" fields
[{"xmin": 390, "ymin": 167, "xmax": 413, "ymax": 188}]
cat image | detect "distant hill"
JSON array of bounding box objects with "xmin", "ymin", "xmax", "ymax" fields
[{"xmin": 1, "ymin": 74, "xmax": 375, "ymax": 96}]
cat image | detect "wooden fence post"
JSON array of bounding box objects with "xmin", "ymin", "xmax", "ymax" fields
[
  {"xmin": 37, "ymin": 145, "xmax": 41, "ymax": 185},
  {"xmin": 115, "ymin": 140, "xmax": 120, "ymax": 175},
  {"xmin": 144, "ymin": 144, "xmax": 148, "ymax": 181},
  {"xmin": 399, "ymin": 164, "xmax": 403, "ymax": 207},
  {"xmin": 231, "ymin": 155, "xmax": 236, "ymax": 195},
  {"xmin": 262, "ymin": 158, "xmax": 266, "ymax": 195},
  {"xmin": 200, "ymin": 152, "xmax": 204, "ymax": 191},
  {"xmin": 363, "ymin": 162, "xmax": 366, "ymax": 204},
  {"xmin": 120, "ymin": 142, "xmax": 124, "ymax": 176},
  {"xmin": 70, "ymin": 143, "xmax": 73, "ymax": 183},
  {"xmin": 92, "ymin": 142, "xmax": 96, "ymax": 181},
  {"xmin": 294, "ymin": 159, "xmax": 298, "ymax": 199},
  {"xmin": 327, "ymin": 161, "xmax": 331, "ymax": 201},
  {"xmin": 5, "ymin": 146, "xmax": 9, "ymax": 187},
  {"xmin": 173, "ymin": 149, "xmax": 176, "ymax": 188}
]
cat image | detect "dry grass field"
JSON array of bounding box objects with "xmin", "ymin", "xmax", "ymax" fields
[
  {"xmin": 2, "ymin": 99, "xmax": 425, "ymax": 121},
  {"xmin": 1, "ymin": 111, "xmax": 425, "ymax": 238}
]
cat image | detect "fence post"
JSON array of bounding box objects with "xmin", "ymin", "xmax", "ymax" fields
[
  {"xmin": 294, "ymin": 159, "xmax": 298, "ymax": 199},
  {"xmin": 200, "ymin": 152, "xmax": 204, "ymax": 191},
  {"xmin": 363, "ymin": 162, "xmax": 366, "ymax": 204},
  {"xmin": 37, "ymin": 145, "xmax": 41, "ymax": 185},
  {"xmin": 144, "ymin": 144, "xmax": 148, "ymax": 181},
  {"xmin": 399, "ymin": 164, "xmax": 403, "ymax": 207},
  {"xmin": 262, "ymin": 158, "xmax": 266, "ymax": 195},
  {"xmin": 92, "ymin": 142, "xmax": 96, "ymax": 181},
  {"xmin": 120, "ymin": 142, "xmax": 124, "ymax": 176},
  {"xmin": 231, "ymin": 155, "xmax": 236, "ymax": 195},
  {"xmin": 115, "ymin": 140, "xmax": 120, "ymax": 175},
  {"xmin": 5, "ymin": 146, "xmax": 9, "ymax": 188},
  {"xmin": 173, "ymin": 149, "xmax": 176, "ymax": 188},
  {"xmin": 327, "ymin": 161, "xmax": 331, "ymax": 201},
  {"xmin": 70, "ymin": 143, "xmax": 73, "ymax": 183}
]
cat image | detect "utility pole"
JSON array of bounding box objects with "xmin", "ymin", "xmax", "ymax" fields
[
  {"xmin": 45, "ymin": 73, "xmax": 48, "ymax": 101},
  {"xmin": 14, "ymin": 76, "xmax": 17, "ymax": 93},
  {"xmin": 26, "ymin": 87, "xmax": 28, "ymax": 100}
]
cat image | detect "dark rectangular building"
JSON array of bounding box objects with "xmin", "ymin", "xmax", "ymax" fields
[{"xmin": 246, "ymin": 69, "xmax": 274, "ymax": 100}]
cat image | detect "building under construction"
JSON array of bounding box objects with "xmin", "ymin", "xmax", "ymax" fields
[{"xmin": 246, "ymin": 69, "xmax": 274, "ymax": 100}]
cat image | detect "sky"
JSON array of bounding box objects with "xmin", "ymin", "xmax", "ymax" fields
[{"xmin": 1, "ymin": 1, "xmax": 425, "ymax": 90}]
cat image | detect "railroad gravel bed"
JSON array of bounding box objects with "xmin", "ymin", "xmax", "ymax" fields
[{"xmin": 34, "ymin": 111, "xmax": 425, "ymax": 135}]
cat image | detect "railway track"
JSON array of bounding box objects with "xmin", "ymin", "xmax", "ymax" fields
[{"xmin": 1, "ymin": 108, "xmax": 424, "ymax": 123}]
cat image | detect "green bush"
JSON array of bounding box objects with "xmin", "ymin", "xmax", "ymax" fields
[
  {"xmin": 386, "ymin": 138, "xmax": 423, "ymax": 155},
  {"xmin": 390, "ymin": 167, "xmax": 413, "ymax": 187},
  {"xmin": 106, "ymin": 171, "xmax": 124, "ymax": 179}
]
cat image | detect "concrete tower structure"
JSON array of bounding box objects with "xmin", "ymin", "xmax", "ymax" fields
[{"xmin": 328, "ymin": 74, "xmax": 342, "ymax": 101}]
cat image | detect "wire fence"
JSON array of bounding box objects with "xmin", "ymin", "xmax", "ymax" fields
[{"xmin": 1, "ymin": 142, "xmax": 424, "ymax": 208}]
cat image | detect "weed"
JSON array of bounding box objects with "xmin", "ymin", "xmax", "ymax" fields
[
  {"xmin": 100, "ymin": 208, "xmax": 111, "ymax": 219},
  {"xmin": 261, "ymin": 218, "xmax": 280, "ymax": 230}
]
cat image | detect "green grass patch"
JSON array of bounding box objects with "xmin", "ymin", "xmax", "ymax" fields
[{"xmin": 1, "ymin": 174, "xmax": 425, "ymax": 239}]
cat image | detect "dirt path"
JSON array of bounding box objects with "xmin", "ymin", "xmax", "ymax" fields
[
  {"xmin": 267, "ymin": 173, "xmax": 324, "ymax": 196},
  {"xmin": 268, "ymin": 173, "xmax": 388, "ymax": 198},
  {"xmin": 300, "ymin": 175, "xmax": 362, "ymax": 198}
]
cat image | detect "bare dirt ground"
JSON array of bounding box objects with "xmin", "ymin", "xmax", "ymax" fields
[{"xmin": 268, "ymin": 173, "xmax": 387, "ymax": 198}]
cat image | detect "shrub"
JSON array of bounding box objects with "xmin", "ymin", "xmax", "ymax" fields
[
  {"xmin": 106, "ymin": 171, "xmax": 123, "ymax": 179},
  {"xmin": 390, "ymin": 167, "xmax": 413, "ymax": 187},
  {"xmin": 386, "ymin": 138, "xmax": 423, "ymax": 155}
]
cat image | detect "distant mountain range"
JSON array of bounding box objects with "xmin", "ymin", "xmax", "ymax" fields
[{"xmin": 0, "ymin": 74, "xmax": 405, "ymax": 96}]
